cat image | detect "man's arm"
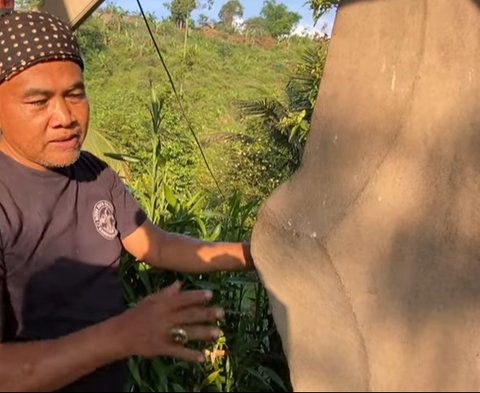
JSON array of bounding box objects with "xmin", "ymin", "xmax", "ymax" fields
[
  {"xmin": 0, "ymin": 314, "xmax": 124, "ymax": 392},
  {"xmin": 122, "ymin": 219, "xmax": 255, "ymax": 272},
  {"xmin": 0, "ymin": 282, "xmax": 221, "ymax": 392}
]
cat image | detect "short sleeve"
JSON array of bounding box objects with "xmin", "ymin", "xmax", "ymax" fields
[{"xmin": 108, "ymin": 168, "xmax": 148, "ymax": 240}]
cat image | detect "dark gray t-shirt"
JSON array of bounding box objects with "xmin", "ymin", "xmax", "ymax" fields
[{"xmin": 0, "ymin": 151, "xmax": 147, "ymax": 391}]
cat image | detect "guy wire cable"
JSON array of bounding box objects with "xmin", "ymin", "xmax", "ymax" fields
[{"xmin": 135, "ymin": 0, "xmax": 225, "ymax": 200}]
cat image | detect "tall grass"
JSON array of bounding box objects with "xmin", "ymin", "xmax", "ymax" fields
[{"xmin": 119, "ymin": 89, "xmax": 290, "ymax": 392}]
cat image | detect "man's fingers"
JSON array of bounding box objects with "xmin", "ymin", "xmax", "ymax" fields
[
  {"xmin": 181, "ymin": 325, "xmax": 221, "ymax": 342},
  {"xmin": 165, "ymin": 347, "xmax": 206, "ymax": 363},
  {"xmin": 161, "ymin": 280, "xmax": 182, "ymax": 296},
  {"xmin": 174, "ymin": 306, "xmax": 224, "ymax": 325},
  {"xmin": 164, "ymin": 288, "xmax": 214, "ymax": 308}
]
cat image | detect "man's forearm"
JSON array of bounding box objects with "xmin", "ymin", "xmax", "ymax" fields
[
  {"xmin": 0, "ymin": 314, "xmax": 126, "ymax": 392},
  {"xmin": 197, "ymin": 239, "xmax": 254, "ymax": 271},
  {"xmin": 148, "ymin": 230, "xmax": 254, "ymax": 273}
]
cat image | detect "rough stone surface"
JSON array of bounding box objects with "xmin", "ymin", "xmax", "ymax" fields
[{"xmin": 251, "ymin": 0, "xmax": 480, "ymax": 391}]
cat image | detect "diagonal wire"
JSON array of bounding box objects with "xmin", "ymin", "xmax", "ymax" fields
[{"xmin": 135, "ymin": 0, "xmax": 225, "ymax": 200}]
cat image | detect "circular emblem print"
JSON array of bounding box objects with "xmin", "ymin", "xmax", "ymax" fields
[{"xmin": 93, "ymin": 200, "xmax": 118, "ymax": 240}]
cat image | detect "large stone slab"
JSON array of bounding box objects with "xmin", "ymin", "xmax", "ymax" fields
[
  {"xmin": 251, "ymin": 0, "xmax": 480, "ymax": 391},
  {"xmin": 38, "ymin": 0, "xmax": 104, "ymax": 30}
]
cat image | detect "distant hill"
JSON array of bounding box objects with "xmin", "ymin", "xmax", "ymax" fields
[{"xmin": 78, "ymin": 8, "xmax": 322, "ymax": 200}]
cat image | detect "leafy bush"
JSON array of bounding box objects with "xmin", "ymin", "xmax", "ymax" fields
[{"xmin": 120, "ymin": 92, "xmax": 290, "ymax": 392}]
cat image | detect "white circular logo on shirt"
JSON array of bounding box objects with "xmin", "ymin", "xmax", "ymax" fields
[{"xmin": 93, "ymin": 200, "xmax": 118, "ymax": 240}]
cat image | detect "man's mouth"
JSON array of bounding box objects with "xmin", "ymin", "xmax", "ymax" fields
[{"xmin": 49, "ymin": 134, "xmax": 80, "ymax": 148}]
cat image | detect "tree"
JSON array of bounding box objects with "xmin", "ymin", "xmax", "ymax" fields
[
  {"xmin": 260, "ymin": 0, "xmax": 301, "ymax": 38},
  {"xmin": 218, "ymin": 0, "xmax": 244, "ymax": 29},
  {"xmin": 165, "ymin": 0, "xmax": 196, "ymax": 28},
  {"xmin": 197, "ymin": 13, "xmax": 211, "ymax": 27},
  {"xmin": 244, "ymin": 16, "xmax": 269, "ymax": 37},
  {"xmin": 307, "ymin": 0, "xmax": 339, "ymax": 23}
]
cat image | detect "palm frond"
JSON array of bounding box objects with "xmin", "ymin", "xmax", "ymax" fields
[{"xmin": 236, "ymin": 98, "xmax": 287, "ymax": 122}]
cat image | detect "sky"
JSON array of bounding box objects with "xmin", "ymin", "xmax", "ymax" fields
[{"xmin": 110, "ymin": 0, "xmax": 337, "ymax": 36}]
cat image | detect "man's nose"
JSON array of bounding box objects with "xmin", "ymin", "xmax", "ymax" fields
[{"xmin": 49, "ymin": 98, "xmax": 75, "ymax": 128}]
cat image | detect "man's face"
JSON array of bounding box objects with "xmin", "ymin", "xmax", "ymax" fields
[{"xmin": 0, "ymin": 61, "xmax": 89, "ymax": 170}]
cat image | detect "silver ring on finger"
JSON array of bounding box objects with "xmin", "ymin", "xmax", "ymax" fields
[{"xmin": 169, "ymin": 326, "xmax": 189, "ymax": 345}]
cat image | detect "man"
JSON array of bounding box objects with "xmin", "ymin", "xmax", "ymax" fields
[{"xmin": 0, "ymin": 9, "xmax": 254, "ymax": 392}]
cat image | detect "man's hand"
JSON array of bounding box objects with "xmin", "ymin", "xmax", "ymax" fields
[
  {"xmin": 114, "ymin": 281, "xmax": 223, "ymax": 362},
  {"xmin": 0, "ymin": 282, "xmax": 223, "ymax": 392}
]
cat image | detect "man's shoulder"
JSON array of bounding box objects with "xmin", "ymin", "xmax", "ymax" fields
[
  {"xmin": 73, "ymin": 151, "xmax": 111, "ymax": 181},
  {"xmin": 77, "ymin": 150, "xmax": 108, "ymax": 169}
]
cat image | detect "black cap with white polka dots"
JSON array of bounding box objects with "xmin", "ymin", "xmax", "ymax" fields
[{"xmin": 0, "ymin": 10, "xmax": 84, "ymax": 84}]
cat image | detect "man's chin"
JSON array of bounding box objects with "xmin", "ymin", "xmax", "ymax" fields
[{"xmin": 42, "ymin": 151, "xmax": 81, "ymax": 169}]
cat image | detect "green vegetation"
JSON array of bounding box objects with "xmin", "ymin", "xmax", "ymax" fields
[
  {"xmin": 237, "ymin": 45, "xmax": 327, "ymax": 178},
  {"xmin": 79, "ymin": 7, "xmax": 323, "ymax": 200},
  {"xmin": 218, "ymin": 0, "xmax": 243, "ymax": 30},
  {"xmin": 119, "ymin": 86, "xmax": 290, "ymax": 392},
  {"xmin": 74, "ymin": 2, "xmax": 330, "ymax": 391},
  {"xmin": 260, "ymin": 0, "xmax": 301, "ymax": 38},
  {"xmin": 307, "ymin": 0, "xmax": 339, "ymax": 23}
]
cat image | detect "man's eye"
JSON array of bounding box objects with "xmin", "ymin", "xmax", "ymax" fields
[
  {"xmin": 68, "ymin": 91, "xmax": 86, "ymax": 100},
  {"xmin": 27, "ymin": 99, "xmax": 48, "ymax": 107}
]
